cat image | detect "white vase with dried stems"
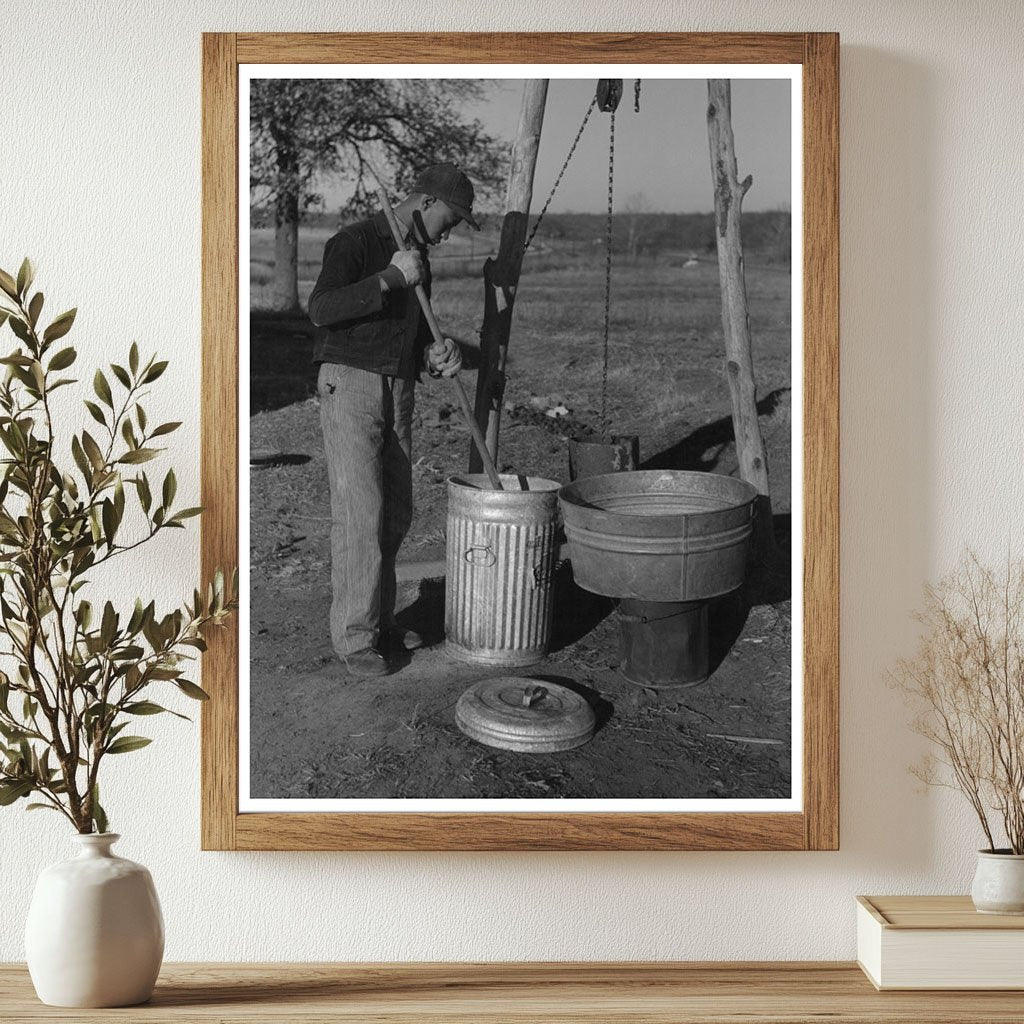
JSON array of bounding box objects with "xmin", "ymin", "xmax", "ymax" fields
[
  {"xmin": 896, "ymin": 552, "xmax": 1024, "ymax": 914},
  {"xmin": 0, "ymin": 260, "xmax": 236, "ymax": 1005}
]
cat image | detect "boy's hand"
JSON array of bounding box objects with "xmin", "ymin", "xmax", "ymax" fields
[
  {"xmin": 427, "ymin": 338, "xmax": 462, "ymax": 378},
  {"xmin": 387, "ymin": 250, "xmax": 425, "ymax": 287}
]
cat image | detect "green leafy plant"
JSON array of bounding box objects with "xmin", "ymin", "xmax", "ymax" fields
[{"xmin": 0, "ymin": 259, "xmax": 235, "ymax": 833}]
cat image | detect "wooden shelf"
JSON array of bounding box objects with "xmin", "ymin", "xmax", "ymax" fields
[{"xmin": 3, "ymin": 962, "xmax": 1024, "ymax": 1022}]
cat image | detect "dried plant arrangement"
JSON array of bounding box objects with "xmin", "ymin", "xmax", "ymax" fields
[
  {"xmin": 895, "ymin": 552, "xmax": 1024, "ymax": 853},
  {"xmin": 0, "ymin": 259, "xmax": 235, "ymax": 833}
]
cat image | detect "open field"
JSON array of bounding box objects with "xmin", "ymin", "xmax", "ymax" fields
[
  {"xmin": 247, "ymin": 226, "xmax": 793, "ymax": 802},
  {"xmin": 248, "ymin": 209, "xmax": 790, "ymax": 309}
]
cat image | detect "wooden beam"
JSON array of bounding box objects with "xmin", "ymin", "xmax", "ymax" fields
[
  {"xmin": 199, "ymin": 32, "xmax": 239, "ymax": 852},
  {"xmin": 801, "ymin": 31, "xmax": 841, "ymax": 852},
  {"xmin": 706, "ymin": 79, "xmax": 777, "ymax": 563},
  {"xmin": 469, "ymin": 80, "xmax": 548, "ymax": 473}
]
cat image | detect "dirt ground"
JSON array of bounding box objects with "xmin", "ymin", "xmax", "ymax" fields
[{"xmin": 248, "ymin": 252, "xmax": 793, "ymax": 801}]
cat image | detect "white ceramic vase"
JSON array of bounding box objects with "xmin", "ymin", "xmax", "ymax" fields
[
  {"xmin": 25, "ymin": 833, "xmax": 164, "ymax": 1007},
  {"xmin": 970, "ymin": 849, "xmax": 1024, "ymax": 915}
]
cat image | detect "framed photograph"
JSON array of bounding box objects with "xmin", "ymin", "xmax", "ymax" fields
[{"xmin": 201, "ymin": 32, "xmax": 838, "ymax": 850}]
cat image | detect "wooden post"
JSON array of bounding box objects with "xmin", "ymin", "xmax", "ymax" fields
[
  {"xmin": 469, "ymin": 79, "xmax": 548, "ymax": 473},
  {"xmin": 706, "ymin": 79, "xmax": 777, "ymax": 563}
]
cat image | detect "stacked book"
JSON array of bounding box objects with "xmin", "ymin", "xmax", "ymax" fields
[{"xmin": 857, "ymin": 895, "xmax": 1024, "ymax": 990}]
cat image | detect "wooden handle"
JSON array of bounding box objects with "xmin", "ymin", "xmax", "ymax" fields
[{"xmin": 375, "ymin": 187, "xmax": 503, "ymax": 491}]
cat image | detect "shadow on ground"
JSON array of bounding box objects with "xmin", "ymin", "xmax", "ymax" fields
[
  {"xmin": 641, "ymin": 387, "xmax": 790, "ymax": 474},
  {"xmin": 250, "ymin": 311, "xmax": 317, "ymax": 413}
]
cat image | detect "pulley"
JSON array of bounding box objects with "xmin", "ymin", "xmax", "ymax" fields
[{"xmin": 596, "ymin": 78, "xmax": 623, "ymax": 112}]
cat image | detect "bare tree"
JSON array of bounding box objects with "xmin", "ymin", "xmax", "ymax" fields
[{"xmin": 250, "ymin": 79, "xmax": 505, "ymax": 311}]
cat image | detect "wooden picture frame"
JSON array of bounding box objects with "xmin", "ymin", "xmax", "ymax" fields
[{"xmin": 201, "ymin": 32, "xmax": 838, "ymax": 851}]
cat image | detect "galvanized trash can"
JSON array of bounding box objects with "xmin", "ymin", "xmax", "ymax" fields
[{"xmin": 445, "ymin": 474, "xmax": 561, "ymax": 667}]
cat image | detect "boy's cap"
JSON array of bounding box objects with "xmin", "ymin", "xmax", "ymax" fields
[{"xmin": 412, "ymin": 163, "xmax": 479, "ymax": 230}]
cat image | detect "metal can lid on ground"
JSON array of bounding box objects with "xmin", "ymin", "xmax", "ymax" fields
[{"xmin": 455, "ymin": 677, "xmax": 597, "ymax": 753}]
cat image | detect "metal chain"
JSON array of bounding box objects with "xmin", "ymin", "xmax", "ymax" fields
[
  {"xmin": 600, "ymin": 108, "xmax": 616, "ymax": 440},
  {"xmin": 634, "ymin": 78, "xmax": 641, "ymax": 112},
  {"xmin": 523, "ymin": 96, "xmax": 597, "ymax": 252}
]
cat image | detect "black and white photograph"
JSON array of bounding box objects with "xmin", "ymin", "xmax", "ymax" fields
[{"xmin": 241, "ymin": 68, "xmax": 800, "ymax": 810}]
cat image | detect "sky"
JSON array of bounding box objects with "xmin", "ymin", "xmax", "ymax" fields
[
  {"xmin": 471, "ymin": 78, "xmax": 791, "ymax": 214},
  {"xmin": 313, "ymin": 76, "xmax": 792, "ymax": 216}
]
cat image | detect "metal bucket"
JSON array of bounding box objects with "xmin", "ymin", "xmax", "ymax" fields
[
  {"xmin": 558, "ymin": 470, "xmax": 757, "ymax": 602},
  {"xmin": 568, "ymin": 435, "xmax": 640, "ymax": 480},
  {"xmin": 445, "ymin": 474, "xmax": 561, "ymax": 666},
  {"xmin": 617, "ymin": 599, "xmax": 709, "ymax": 689}
]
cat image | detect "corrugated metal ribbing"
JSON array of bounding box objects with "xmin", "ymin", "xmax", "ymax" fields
[
  {"xmin": 444, "ymin": 476, "xmax": 559, "ymax": 667},
  {"xmin": 509, "ymin": 524, "xmax": 524, "ymax": 650}
]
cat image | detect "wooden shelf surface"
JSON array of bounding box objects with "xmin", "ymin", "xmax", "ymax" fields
[{"xmin": 3, "ymin": 962, "xmax": 1024, "ymax": 1022}]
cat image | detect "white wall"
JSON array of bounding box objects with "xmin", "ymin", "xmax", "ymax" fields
[{"xmin": 2, "ymin": 0, "xmax": 1022, "ymax": 961}]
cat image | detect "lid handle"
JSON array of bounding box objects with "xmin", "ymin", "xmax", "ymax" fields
[{"xmin": 521, "ymin": 684, "xmax": 548, "ymax": 708}]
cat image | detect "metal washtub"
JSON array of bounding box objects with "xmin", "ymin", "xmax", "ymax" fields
[
  {"xmin": 558, "ymin": 470, "xmax": 758, "ymax": 603},
  {"xmin": 445, "ymin": 474, "xmax": 561, "ymax": 667}
]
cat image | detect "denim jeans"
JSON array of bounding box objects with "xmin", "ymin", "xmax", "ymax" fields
[{"xmin": 317, "ymin": 362, "xmax": 414, "ymax": 656}]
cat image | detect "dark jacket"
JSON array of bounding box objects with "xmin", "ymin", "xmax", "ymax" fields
[{"xmin": 308, "ymin": 212, "xmax": 433, "ymax": 379}]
